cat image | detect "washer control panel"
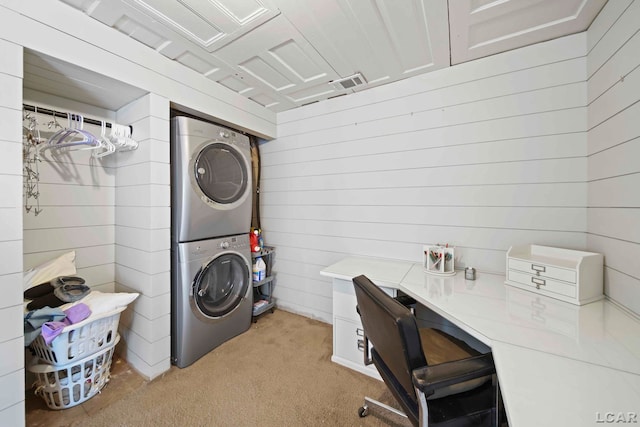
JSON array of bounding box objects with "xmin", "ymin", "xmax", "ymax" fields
[{"xmin": 218, "ymin": 236, "xmax": 248, "ymax": 250}]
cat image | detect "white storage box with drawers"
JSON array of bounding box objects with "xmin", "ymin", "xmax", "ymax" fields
[{"xmin": 505, "ymin": 245, "xmax": 603, "ymax": 305}]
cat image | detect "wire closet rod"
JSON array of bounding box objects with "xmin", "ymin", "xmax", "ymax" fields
[{"xmin": 23, "ymin": 103, "xmax": 133, "ymax": 135}]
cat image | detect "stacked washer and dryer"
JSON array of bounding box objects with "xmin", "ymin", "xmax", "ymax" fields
[{"xmin": 170, "ymin": 116, "xmax": 253, "ymax": 368}]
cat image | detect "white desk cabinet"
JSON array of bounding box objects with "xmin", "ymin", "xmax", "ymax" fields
[
  {"xmin": 332, "ymin": 278, "xmax": 396, "ymax": 379},
  {"xmin": 320, "ymin": 257, "xmax": 410, "ymax": 379},
  {"xmin": 505, "ymin": 245, "xmax": 603, "ymax": 305}
]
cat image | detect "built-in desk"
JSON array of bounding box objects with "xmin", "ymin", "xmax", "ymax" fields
[{"xmin": 321, "ymin": 257, "xmax": 640, "ymax": 427}]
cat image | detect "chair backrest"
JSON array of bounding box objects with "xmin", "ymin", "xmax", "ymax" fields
[{"xmin": 353, "ymin": 274, "xmax": 427, "ymax": 421}]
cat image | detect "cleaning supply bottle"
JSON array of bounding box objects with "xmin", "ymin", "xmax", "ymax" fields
[{"xmin": 253, "ymin": 256, "xmax": 266, "ymax": 282}]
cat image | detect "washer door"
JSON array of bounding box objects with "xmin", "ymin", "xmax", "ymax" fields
[
  {"xmin": 192, "ymin": 253, "xmax": 250, "ymax": 319},
  {"xmin": 194, "ymin": 143, "xmax": 248, "ymax": 205}
]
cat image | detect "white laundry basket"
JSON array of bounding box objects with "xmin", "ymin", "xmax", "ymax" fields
[
  {"xmin": 29, "ymin": 306, "xmax": 124, "ymax": 366},
  {"xmin": 29, "ymin": 335, "xmax": 120, "ymax": 410}
]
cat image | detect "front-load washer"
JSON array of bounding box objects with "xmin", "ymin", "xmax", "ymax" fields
[
  {"xmin": 171, "ymin": 116, "xmax": 252, "ymax": 242},
  {"xmin": 171, "ymin": 233, "xmax": 252, "ymax": 368}
]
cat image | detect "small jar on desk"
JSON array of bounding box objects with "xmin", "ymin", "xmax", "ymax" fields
[{"xmin": 465, "ymin": 267, "xmax": 476, "ymax": 280}]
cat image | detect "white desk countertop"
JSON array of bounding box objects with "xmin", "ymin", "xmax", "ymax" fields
[{"xmin": 321, "ymin": 257, "xmax": 640, "ymax": 427}]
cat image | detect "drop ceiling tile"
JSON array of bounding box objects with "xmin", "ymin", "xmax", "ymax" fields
[
  {"xmin": 125, "ymin": 0, "xmax": 280, "ymax": 52},
  {"xmin": 113, "ymin": 16, "xmax": 167, "ymax": 50},
  {"xmin": 175, "ymin": 51, "xmax": 218, "ymax": 74},
  {"xmin": 217, "ymin": 75, "xmax": 253, "ymax": 93},
  {"xmin": 269, "ymin": 0, "xmax": 450, "ymax": 89},
  {"xmin": 269, "ymin": 40, "xmax": 327, "ymax": 83},
  {"xmin": 133, "ymin": 0, "xmax": 224, "ymax": 45},
  {"xmin": 449, "ymin": 0, "xmax": 608, "ymax": 64},
  {"xmin": 250, "ymin": 93, "xmax": 280, "ymax": 108},
  {"xmin": 239, "ymin": 56, "xmax": 294, "ymax": 91}
]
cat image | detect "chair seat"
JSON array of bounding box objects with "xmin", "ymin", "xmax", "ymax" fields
[
  {"xmin": 419, "ymin": 328, "xmax": 491, "ymax": 400},
  {"xmin": 419, "ymin": 328, "xmax": 480, "ymax": 365}
]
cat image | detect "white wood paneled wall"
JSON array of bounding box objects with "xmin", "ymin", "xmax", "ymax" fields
[
  {"xmin": 22, "ymin": 94, "xmax": 117, "ymax": 294},
  {"xmin": 0, "ymin": 39, "xmax": 25, "ymax": 427},
  {"xmin": 587, "ymin": 0, "xmax": 640, "ymax": 316},
  {"xmin": 114, "ymin": 94, "xmax": 171, "ymax": 380},
  {"xmin": 264, "ymin": 34, "xmax": 589, "ymax": 323}
]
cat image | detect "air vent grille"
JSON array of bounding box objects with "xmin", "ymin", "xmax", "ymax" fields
[{"xmin": 330, "ymin": 73, "xmax": 367, "ymax": 90}]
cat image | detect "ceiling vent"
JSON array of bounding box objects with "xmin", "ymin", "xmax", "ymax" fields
[{"xmin": 330, "ymin": 73, "xmax": 367, "ymax": 90}]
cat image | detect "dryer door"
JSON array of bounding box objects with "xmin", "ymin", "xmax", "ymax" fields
[
  {"xmin": 194, "ymin": 143, "xmax": 248, "ymax": 205},
  {"xmin": 192, "ymin": 252, "xmax": 250, "ymax": 318}
]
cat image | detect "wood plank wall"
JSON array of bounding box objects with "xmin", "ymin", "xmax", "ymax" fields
[
  {"xmin": 587, "ymin": 0, "xmax": 640, "ymax": 316},
  {"xmin": 0, "ymin": 38, "xmax": 25, "ymax": 426},
  {"xmin": 262, "ymin": 33, "xmax": 590, "ymax": 323},
  {"xmin": 114, "ymin": 94, "xmax": 171, "ymax": 380},
  {"xmin": 22, "ymin": 92, "xmax": 118, "ymax": 293}
]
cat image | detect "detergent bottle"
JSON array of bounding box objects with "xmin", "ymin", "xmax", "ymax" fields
[
  {"xmin": 250, "ymin": 228, "xmax": 260, "ymax": 252},
  {"xmin": 253, "ymin": 256, "xmax": 266, "ymax": 282}
]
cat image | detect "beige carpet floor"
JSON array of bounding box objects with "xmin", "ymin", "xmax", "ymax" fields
[{"xmin": 27, "ymin": 309, "xmax": 410, "ymax": 427}]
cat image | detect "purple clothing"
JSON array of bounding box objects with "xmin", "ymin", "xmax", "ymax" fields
[{"xmin": 41, "ymin": 303, "xmax": 91, "ymax": 345}]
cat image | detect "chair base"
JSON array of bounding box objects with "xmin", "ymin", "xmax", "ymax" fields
[{"xmin": 359, "ymin": 396, "xmax": 409, "ymax": 420}]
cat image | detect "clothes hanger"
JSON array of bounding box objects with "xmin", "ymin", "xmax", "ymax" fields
[
  {"xmin": 109, "ymin": 123, "xmax": 138, "ymax": 152},
  {"xmin": 42, "ymin": 113, "xmax": 101, "ymax": 152},
  {"xmin": 93, "ymin": 120, "xmax": 116, "ymax": 158}
]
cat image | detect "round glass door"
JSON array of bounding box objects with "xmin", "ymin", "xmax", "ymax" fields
[
  {"xmin": 193, "ymin": 253, "xmax": 249, "ymax": 318},
  {"xmin": 194, "ymin": 143, "xmax": 248, "ymax": 204}
]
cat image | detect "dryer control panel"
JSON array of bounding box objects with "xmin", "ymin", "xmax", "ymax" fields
[{"xmin": 218, "ymin": 129, "xmax": 249, "ymax": 150}]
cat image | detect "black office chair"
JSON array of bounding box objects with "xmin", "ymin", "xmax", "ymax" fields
[{"xmin": 353, "ymin": 274, "xmax": 499, "ymax": 427}]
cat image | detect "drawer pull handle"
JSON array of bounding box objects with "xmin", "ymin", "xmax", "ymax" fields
[
  {"xmin": 357, "ymin": 339, "xmax": 365, "ymax": 351},
  {"xmin": 531, "ymin": 264, "xmax": 546, "ymax": 275},
  {"xmin": 356, "ymin": 328, "xmax": 364, "ymax": 337},
  {"xmin": 531, "ymin": 277, "xmax": 546, "ymax": 289}
]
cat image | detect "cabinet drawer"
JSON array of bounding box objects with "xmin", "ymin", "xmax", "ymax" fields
[
  {"xmin": 333, "ymin": 280, "xmax": 396, "ymax": 322},
  {"xmin": 333, "ymin": 291, "xmax": 359, "ymax": 322},
  {"xmin": 334, "ymin": 317, "xmax": 367, "ymax": 367},
  {"xmin": 508, "ymin": 270, "xmax": 576, "ymax": 298},
  {"xmin": 508, "ymin": 259, "xmax": 576, "ymax": 283}
]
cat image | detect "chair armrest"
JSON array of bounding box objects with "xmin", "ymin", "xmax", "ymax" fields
[{"xmin": 412, "ymin": 353, "xmax": 495, "ymax": 397}]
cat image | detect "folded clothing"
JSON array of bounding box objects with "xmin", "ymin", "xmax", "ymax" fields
[
  {"xmin": 24, "ymin": 276, "xmax": 85, "ymax": 300},
  {"xmin": 24, "ymin": 307, "xmax": 66, "ymax": 346},
  {"xmin": 41, "ymin": 303, "xmax": 91, "ymax": 345},
  {"xmin": 26, "ymin": 277, "xmax": 90, "ymax": 311}
]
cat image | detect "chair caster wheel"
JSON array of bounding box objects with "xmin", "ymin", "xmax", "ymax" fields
[{"xmin": 358, "ymin": 405, "xmax": 369, "ymax": 418}]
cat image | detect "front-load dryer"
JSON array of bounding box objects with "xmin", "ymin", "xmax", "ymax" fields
[
  {"xmin": 172, "ymin": 116, "xmax": 252, "ymax": 242},
  {"xmin": 171, "ymin": 233, "xmax": 252, "ymax": 368}
]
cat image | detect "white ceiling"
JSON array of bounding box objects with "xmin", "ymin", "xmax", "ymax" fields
[{"xmin": 35, "ymin": 0, "xmax": 607, "ymax": 113}]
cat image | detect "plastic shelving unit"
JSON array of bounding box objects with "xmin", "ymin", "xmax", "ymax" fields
[{"xmin": 252, "ymin": 246, "xmax": 275, "ymax": 321}]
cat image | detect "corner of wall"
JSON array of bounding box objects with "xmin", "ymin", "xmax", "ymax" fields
[{"xmin": 114, "ymin": 93, "xmax": 172, "ymax": 379}]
